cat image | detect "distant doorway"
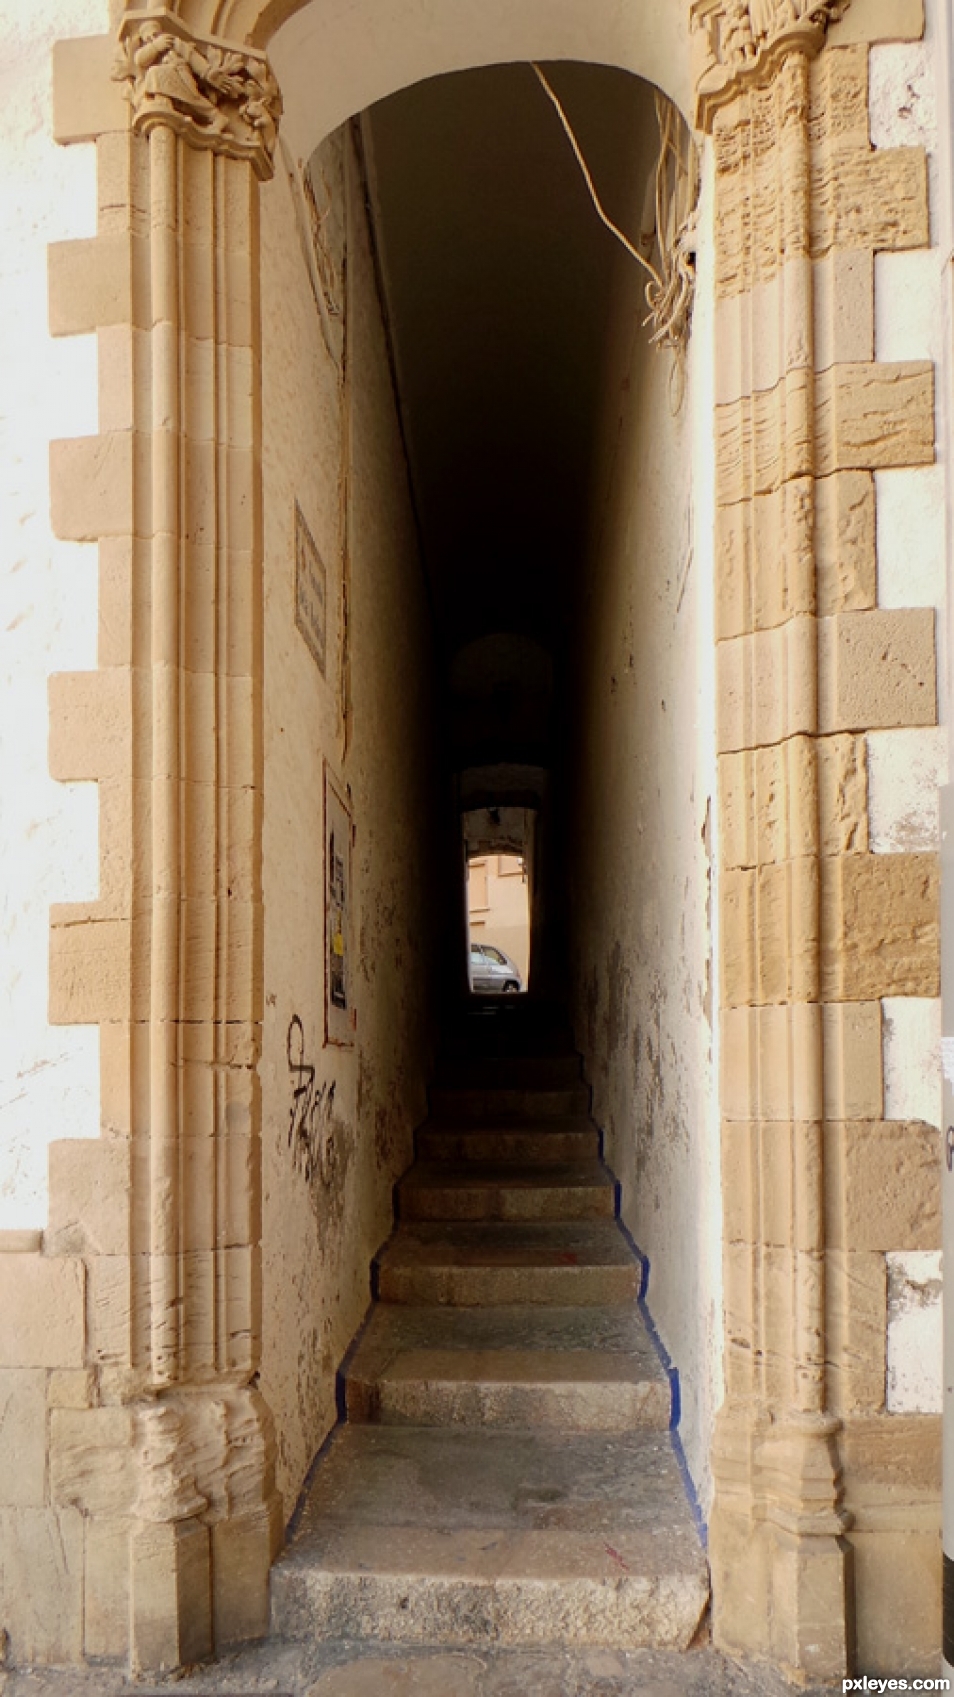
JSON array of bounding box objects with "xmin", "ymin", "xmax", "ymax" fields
[{"xmin": 467, "ymin": 853, "xmax": 530, "ymax": 991}]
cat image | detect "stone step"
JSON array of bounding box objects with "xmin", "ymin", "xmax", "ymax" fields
[
  {"xmin": 434, "ymin": 1053, "xmax": 583, "ymax": 1090},
  {"xmin": 428, "ymin": 1083, "xmax": 591, "ymax": 1122},
  {"xmin": 417, "ymin": 1118, "xmax": 600, "ymax": 1166},
  {"xmin": 397, "ymin": 1159, "xmax": 615, "ymax": 1222},
  {"xmin": 345, "ymin": 1303, "xmax": 671, "ymax": 1430},
  {"xmin": 374, "ymin": 1221, "xmax": 639, "ymax": 1306},
  {"xmin": 271, "ymin": 1426, "xmax": 708, "ymax": 1652}
]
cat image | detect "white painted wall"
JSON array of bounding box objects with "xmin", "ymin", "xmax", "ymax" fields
[
  {"xmin": 870, "ymin": 12, "xmax": 947, "ymax": 1420},
  {"xmin": 568, "ymin": 125, "xmax": 722, "ymax": 1510},
  {"xmin": 0, "ymin": 0, "xmax": 106, "ymax": 1229},
  {"xmin": 887, "ymin": 1250, "xmax": 943, "ymax": 1413}
]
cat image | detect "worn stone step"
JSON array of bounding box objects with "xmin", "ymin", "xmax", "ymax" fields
[
  {"xmin": 435, "ymin": 1053, "xmax": 583, "ymax": 1090},
  {"xmin": 428, "ymin": 1084, "xmax": 591, "ymax": 1122},
  {"xmin": 271, "ymin": 1426, "xmax": 708, "ymax": 1651},
  {"xmin": 397, "ymin": 1159, "xmax": 615, "ymax": 1222},
  {"xmin": 417, "ymin": 1119, "xmax": 600, "ymax": 1166},
  {"xmin": 345, "ymin": 1303, "xmax": 671, "ymax": 1430},
  {"xmin": 375, "ymin": 1222, "xmax": 639, "ymax": 1306}
]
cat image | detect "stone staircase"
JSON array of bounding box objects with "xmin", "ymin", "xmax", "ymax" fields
[{"xmin": 270, "ymin": 1000, "xmax": 709, "ymax": 1655}]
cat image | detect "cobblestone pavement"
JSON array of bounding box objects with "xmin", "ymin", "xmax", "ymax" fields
[{"xmin": 0, "ymin": 1639, "xmax": 841, "ymax": 1697}]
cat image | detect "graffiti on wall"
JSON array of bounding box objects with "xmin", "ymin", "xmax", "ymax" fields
[
  {"xmin": 324, "ymin": 767, "xmax": 355, "ymax": 1046},
  {"xmin": 286, "ymin": 1013, "xmax": 337, "ymax": 1186}
]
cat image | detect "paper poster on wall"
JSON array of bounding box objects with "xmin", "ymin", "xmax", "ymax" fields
[{"xmin": 324, "ymin": 767, "xmax": 354, "ymax": 1047}]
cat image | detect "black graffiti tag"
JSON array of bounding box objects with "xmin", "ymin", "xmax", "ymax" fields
[{"xmin": 286, "ymin": 1014, "xmax": 336, "ymax": 1186}]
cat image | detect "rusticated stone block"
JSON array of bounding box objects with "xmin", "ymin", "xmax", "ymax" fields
[
  {"xmin": 818, "ymin": 733, "xmax": 869, "ymax": 854},
  {"xmin": 825, "ymin": 1119, "xmax": 940, "ymax": 1250},
  {"xmin": 717, "ymin": 620, "xmax": 817, "ymax": 754},
  {"xmin": 826, "ymin": 1250, "xmax": 887, "ymax": 1414},
  {"xmin": 811, "ymin": 148, "xmax": 929, "ymax": 258},
  {"xmin": 810, "ymin": 42, "xmax": 870, "ymax": 146},
  {"xmin": 50, "ymin": 432, "xmax": 149, "ymax": 542},
  {"xmin": 52, "ymin": 34, "xmax": 128, "ymax": 144},
  {"xmin": 715, "ymin": 475, "xmax": 815, "ymax": 639},
  {"xmin": 822, "ymin": 1001, "xmax": 884, "ymax": 1119},
  {"xmin": 850, "ymin": 1526, "xmax": 940, "ymax": 1677},
  {"xmin": 722, "ymin": 1120, "xmax": 824, "ymax": 1250},
  {"xmin": 815, "ymin": 361, "xmax": 934, "ymax": 475},
  {"xmin": 715, "ymin": 363, "xmax": 933, "ymax": 506},
  {"xmin": 820, "ymin": 852, "xmax": 938, "ymax": 1000},
  {"xmin": 47, "ymin": 1138, "xmax": 132, "ymax": 1258},
  {"xmin": 0, "ymin": 1256, "xmax": 85, "ymax": 1369},
  {"xmin": 0, "ymin": 1506, "xmax": 85, "ymax": 1663},
  {"xmin": 48, "ymin": 233, "xmax": 149, "ymax": 337},
  {"xmin": 719, "ymin": 749, "xmax": 758, "ymax": 871},
  {"xmin": 815, "ymin": 471, "xmax": 876, "ymax": 616},
  {"xmin": 721, "ymin": 1004, "xmax": 823, "ymax": 1122},
  {"xmin": 721, "ymin": 734, "xmax": 868, "ymax": 869},
  {"xmin": 722, "ymin": 866, "xmax": 757, "ymax": 1007},
  {"xmin": 723, "ymin": 857, "xmax": 820, "ymax": 1006},
  {"xmin": 716, "ymin": 369, "xmax": 814, "ymax": 504},
  {"xmin": 85, "ymin": 1516, "xmax": 132, "ymax": 1661},
  {"xmin": 722, "ymin": 1243, "xmax": 758, "ymax": 1399},
  {"xmin": 50, "ymin": 1407, "xmax": 136, "ymax": 1518},
  {"xmin": 48, "ymin": 1369, "xmax": 97, "ymax": 1410},
  {"xmin": 827, "ymin": 0, "xmax": 924, "ymax": 44},
  {"xmin": 49, "ymin": 908, "xmax": 132, "ymax": 1025},
  {"xmin": 819, "ymin": 608, "xmax": 936, "ymax": 732},
  {"xmin": 0, "ymin": 1370, "xmax": 48, "ymax": 1507},
  {"xmin": 86, "ymin": 1254, "xmax": 133, "ymax": 1370},
  {"xmin": 721, "ymin": 1121, "xmax": 757, "ymax": 1245},
  {"xmin": 48, "ymin": 667, "xmax": 133, "ymax": 783},
  {"xmin": 841, "ymin": 1412, "xmax": 940, "ymax": 1526},
  {"xmin": 716, "ymin": 469, "xmax": 877, "ymax": 641},
  {"xmin": 814, "ymin": 250, "xmax": 874, "ymax": 371}
]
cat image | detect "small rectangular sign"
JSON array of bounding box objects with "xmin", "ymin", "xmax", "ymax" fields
[{"xmin": 295, "ymin": 499, "xmax": 327, "ymax": 676}]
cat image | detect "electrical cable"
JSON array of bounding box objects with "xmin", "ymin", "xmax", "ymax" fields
[{"xmin": 530, "ymin": 63, "xmax": 665, "ymax": 293}]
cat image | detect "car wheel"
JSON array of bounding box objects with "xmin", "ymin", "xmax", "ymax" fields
[{"xmin": 502, "ymin": 980, "xmax": 519, "ymax": 993}]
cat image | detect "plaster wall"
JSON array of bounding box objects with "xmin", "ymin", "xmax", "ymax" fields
[
  {"xmin": 259, "ymin": 125, "xmax": 439, "ymax": 1515},
  {"xmin": 0, "ymin": 0, "xmax": 107, "ymax": 1229},
  {"xmin": 568, "ymin": 131, "xmax": 722, "ymax": 1508}
]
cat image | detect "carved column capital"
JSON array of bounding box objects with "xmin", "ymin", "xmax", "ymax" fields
[
  {"xmin": 690, "ymin": 0, "xmax": 850, "ymax": 129},
  {"xmin": 113, "ymin": 8, "xmax": 282, "ymax": 179}
]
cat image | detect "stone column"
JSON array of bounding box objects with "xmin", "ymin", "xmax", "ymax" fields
[
  {"xmin": 45, "ymin": 13, "xmax": 284, "ymax": 1671},
  {"xmin": 695, "ymin": 0, "xmax": 937, "ymax": 1679}
]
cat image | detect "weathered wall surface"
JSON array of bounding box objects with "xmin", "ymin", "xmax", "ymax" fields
[
  {"xmin": 259, "ymin": 125, "xmax": 440, "ymax": 1515},
  {"xmin": 867, "ymin": 14, "xmax": 946, "ymax": 1420},
  {"xmin": 568, "ymin": 113, "xmax": 722, "ymax": 1507},
  {"xmin": 0, "ymin": 0, "xmax": 107, "ymax": 1228}
]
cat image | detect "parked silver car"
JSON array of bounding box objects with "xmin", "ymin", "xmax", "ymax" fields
[{"xmin": 468, "ymin": 942, "xmax": 523, "ymax": 994}]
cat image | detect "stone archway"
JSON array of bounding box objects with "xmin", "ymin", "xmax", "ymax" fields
[{"xmin": 27, "ymin": 0, "xmax": 940, "ymax": 1679}]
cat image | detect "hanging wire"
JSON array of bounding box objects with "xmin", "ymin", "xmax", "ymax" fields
[{"xmin": 531, "ymin": 63, "xmax": 665, "ymax": 295}]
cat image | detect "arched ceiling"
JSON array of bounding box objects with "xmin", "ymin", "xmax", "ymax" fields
[
  {"xmin": 360, "ymin": 60, "xmax": 659, "ymax": 682},
  {"xmin": 175, "ymin": 0, "xmax": 691, "ymax": 146}
]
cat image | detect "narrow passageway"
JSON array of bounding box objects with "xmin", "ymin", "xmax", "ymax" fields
[
  {"xmin": 270, "ymin": 997, "xmax": 709, "ymax": 1654},
  {"xmin": 257, "ymin": 46, "xmax": 718, "ymax": 1677}
]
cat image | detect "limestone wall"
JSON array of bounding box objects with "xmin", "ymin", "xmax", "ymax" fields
[
  {"xmin": 258, "ymin": 125, "xmax": 441, "ymax": 1515},
  {"xmin": 567, "ymin": 105, "xmax": 722, "ymax": 1506}
]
